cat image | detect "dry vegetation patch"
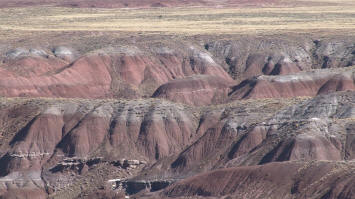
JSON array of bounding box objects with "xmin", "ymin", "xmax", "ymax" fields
[{"xmin": 0, "ymin": 0, "xmax": 354, "ymax": 37}]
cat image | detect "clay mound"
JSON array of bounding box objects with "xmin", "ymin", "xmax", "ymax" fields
[
  {"xmin": 0, "ymin": 54, "xmax": 112, "ymax": 98},
  {"xmin": 1, "ymin": 56, "xmax": 67, "ymax": 77},
  {"xmin": 0, "ymin": 97, "xmax": 202, "ymax": 198},
  {"xmin": 152, "ymin": 75, "xmax": 234, "ymax": 106},
  {"xmin": 268, "ymin": 60, "xmax": 302, "ymax": 75},
  {"xmin": 0, "ymin": 98, "xmax": 200, "ymax": 180},
  {"xmin": 167, "ymin": 91, "xmax": 354, "ymax": 176},
  {"xmin": 108, "ymin": 45, "xmax": 232, "ymax": 95},
  {"xmin": 229, "ymin": 91, "xmax": 355, "ymax": 166},
  {"xmin": 1, "ymin": 37, "xmax": 354, "ymax": 101},
  {"xmin": 244, "ymin": 54, "xmax": 302, "ymax": 77},
  {"xmin": 165, "ymin": 97, "xmax": 306, "ymax": 176},
  {"xmin": 0, "ymin": 92, "xmax": 353, "ymax": 198},
  {"xmin": 162, "ymin": 161, "xmax": 355, "ymax": 199},
  {"xmin": 314, "ymin": 39, "xmax": 355, "ymax": 69},
  {"xmin": 271, "ymin": 90, "xmax": 355, "ymax": 121},
  {"xmin": 1, "ymin": 48, "xmax": 67, "ymax": 77},
  {"xmin": 205, "ymin": 37, "xmax": 355, "ymax": 80},
  {"xmin": 318, "ymin": 73, "xmax": 355, "ymax": 95},
  {"xmin": 1, "ymin": 26, "xmax": 355, "ymax": 199},
  {"xmin": 0, "ymin": 44, "xmax": 231, "ymax": 99},
  {"xmin": 259, "ymin": 135, "xmax": 342, "ymax": 164},
  {"xmin": 229, "ymin": 68, "xmax": 355, "ymax": 100},
  {"xmin": 206, "ymin": 39, "xmax": 313, "ymax": 80}
]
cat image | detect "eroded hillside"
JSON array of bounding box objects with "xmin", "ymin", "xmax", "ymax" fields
[{"xmin": 0, "ymin": 1, "xmax": 355, "ymax": 199}]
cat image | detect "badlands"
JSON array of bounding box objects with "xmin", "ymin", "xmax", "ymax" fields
[{"xmin": 0, "ymin": 0, "xmax": 354, "ymax": 198}]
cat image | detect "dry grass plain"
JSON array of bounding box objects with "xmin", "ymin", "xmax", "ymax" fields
[{"xmin": 0, "ymin": 0, "xmax": 354, "ymax": 39}]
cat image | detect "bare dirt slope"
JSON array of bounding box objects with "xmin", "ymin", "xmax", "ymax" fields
[
  {"xmin": 0, "ymin": 1, "xmax": 355, "ymax": 199},
  {"xmin": 0, "ymin": 34, "xmax": 354, "ymax": 105},
  {"xmin": 0, "ymin": 91, "xmax": 353, "ymax": 199},
  {"xmin": 161, "ymin": 161, "xmax": 355, "ymax": 199}
]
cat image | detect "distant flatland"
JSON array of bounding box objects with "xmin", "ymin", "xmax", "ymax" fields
[
  {"xmin": 0, "ymin": 0, "xmax": 354, "ymax": 199},
  {"xmin": 0, "ymin": 0, "xmax": 278, "ymax": 8}
]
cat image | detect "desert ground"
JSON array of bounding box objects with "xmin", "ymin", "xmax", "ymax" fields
[{"xmin": 0, "ymin": 0, "xmax": 354, "ymax": 198}]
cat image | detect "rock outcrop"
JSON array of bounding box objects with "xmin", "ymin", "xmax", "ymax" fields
[{"xmin": 108, "ymin": 178, "xmax": 174, "ymax": 195}]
